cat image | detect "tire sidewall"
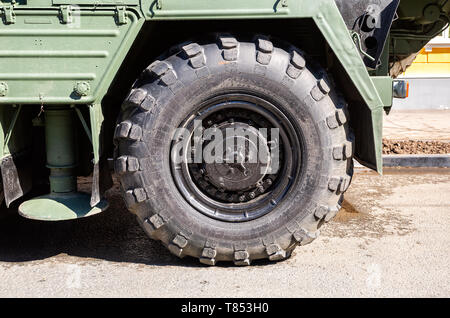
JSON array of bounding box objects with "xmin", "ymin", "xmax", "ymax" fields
[{"xmin": 131, "ymin": 43, "xmax": 337, "ymax": 258}]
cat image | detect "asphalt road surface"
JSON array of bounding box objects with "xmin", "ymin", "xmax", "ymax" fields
[{"xmin": 0, "ymin": 168, "xmax": 449, "ymax": 297}]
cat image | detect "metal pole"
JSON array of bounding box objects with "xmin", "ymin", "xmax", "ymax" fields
[{"xmin": 44, "ymin": 107, "xmax": 77, "ymax": 193}]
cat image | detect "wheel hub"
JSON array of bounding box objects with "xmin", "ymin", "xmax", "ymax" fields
[
  {"xmin": 171, "ymin": 94, "xmax": 301, "ymax": 222},
  {"xmin": 204, "ymin": 122, "xmax": 271, "ymax": 192}
]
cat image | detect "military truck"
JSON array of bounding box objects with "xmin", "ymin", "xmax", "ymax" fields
[{"xmin": 0, "ymin": 0, "xmax": 448, "ymax": 265}]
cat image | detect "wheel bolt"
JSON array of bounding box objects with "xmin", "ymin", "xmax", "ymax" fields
[
  {"xmin": 239, "ymin": 195, "xmax": 246, "ymax": 202},
  {"xmin": 249, "ymin": 192, "xmax": 256, "ymax": 199},
  {"xmin": 265, "ymin": 179, "xmax": 272, "ymax": 186}
]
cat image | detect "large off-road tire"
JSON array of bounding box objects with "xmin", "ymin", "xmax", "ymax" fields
[{"xmin": 114, "ymin": 35, "xmax": 354, "ymax": 265}]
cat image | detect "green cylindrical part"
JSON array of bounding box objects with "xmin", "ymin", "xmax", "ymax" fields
[{"xmin": 44, "ymin": 107, "xmax": 77, "ymax": 193}]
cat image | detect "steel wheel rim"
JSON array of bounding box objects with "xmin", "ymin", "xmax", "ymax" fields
[{"xmin": 170, "ymin": 93, "xmax": 302, "ymax": 222}]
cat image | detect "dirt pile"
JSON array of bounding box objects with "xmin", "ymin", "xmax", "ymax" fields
[{"xmin": 383, "ymin": 139, "xmax": 450, "ymax": 155}]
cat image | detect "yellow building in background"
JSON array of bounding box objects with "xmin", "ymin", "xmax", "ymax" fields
[
  {"xmin": 403, "ymin": 28, "xmax": 450, "ymax": 77},
  {"xmin": 394, "ymin": 28, "xmax": 450, "ymax": 110}
]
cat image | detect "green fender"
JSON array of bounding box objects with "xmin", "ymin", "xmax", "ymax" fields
[{"xmin": 142, "ymin": 0, "xmax": 388, "ymax": 173}]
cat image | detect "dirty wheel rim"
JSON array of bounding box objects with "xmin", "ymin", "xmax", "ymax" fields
[{"xmin": 170, "ymin": 93, "xmax": 302, "ymax": 222}]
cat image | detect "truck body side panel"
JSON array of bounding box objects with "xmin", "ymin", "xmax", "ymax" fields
[{"xmin": 0, "ymin": 6, "xmax": 143, "ymax": 105}]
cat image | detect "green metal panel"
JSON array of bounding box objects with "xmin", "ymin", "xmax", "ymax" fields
[
  {"xmin": 0, "ymin": 6, "xmax": 143, "ymax": 105},
  {"xmin": 371, "ymin": 76, "xmax": 393, "ymax": 109},
  {"xmin": 142, "ymin": 0, "xmax": 291, "ymax": 19}
]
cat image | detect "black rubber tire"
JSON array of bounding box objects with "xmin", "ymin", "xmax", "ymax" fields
[{"xmin": 113, "ymin": 35, "xmax": 354, "ymax": 266}]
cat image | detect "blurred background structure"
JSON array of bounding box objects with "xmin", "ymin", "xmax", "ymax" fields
[{"xmin": 393, "ymin": 28, "xmax": 450, "ymax": 110}]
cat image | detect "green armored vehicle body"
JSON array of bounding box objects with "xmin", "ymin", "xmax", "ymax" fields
[{"xmin": 0, "ymin": 0, "xmax": 448, "ymax": 265}]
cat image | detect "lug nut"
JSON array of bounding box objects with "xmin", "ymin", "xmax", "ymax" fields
[
  {"xmin": 239, "ymin": 195, "xmax": 246, "ymax": 202},
  {"xmin": 249, "ymin": 192, "xmax": 256, "ymax": 199}
]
